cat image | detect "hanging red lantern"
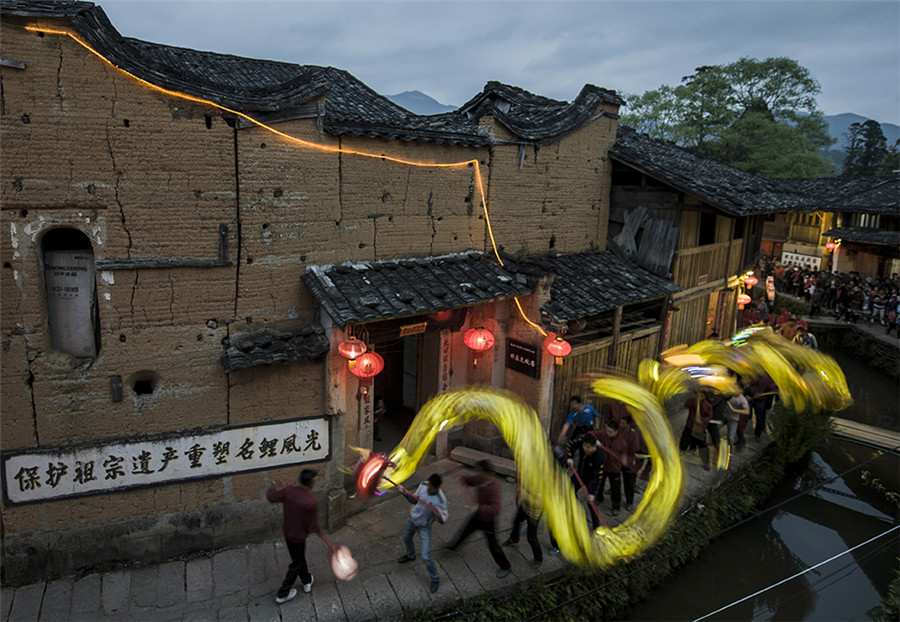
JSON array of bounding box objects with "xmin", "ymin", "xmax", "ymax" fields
[
  {"xmin": 463, "ymin": 327, "xmax": 494, "ymax": 367},
  {"xmin": 338, "ymin": 337, "xmax": 367, "ymax": 368},
  {"xmin": 428, "ymin": 310, "xmax": 454, "ymax": 323},
  {"xmin": 742, "ymin": 275, "xmax": 759, "ymax": 288},
  {"xmin": 825, "ymin": 241, "xmax": 836, "ymax": 250},
  {"xmin": 545, "ymin": 335, "xmax": 572, "ymax": 365},
  {"xmin": 737, "ymin": 293, "xmax": 752, "ymax": 305},
  {"xmin": 349, "ymin": 351, "xmax": 384, "ymax": 401},
  {"xmin": 349, "ymin": 352, "xmax": 384, "ymax": 379}
]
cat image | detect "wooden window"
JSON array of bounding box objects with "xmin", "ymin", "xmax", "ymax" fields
[{"xmin": 698, "ymin": 212, "xmax": 717, "ymax": 246}]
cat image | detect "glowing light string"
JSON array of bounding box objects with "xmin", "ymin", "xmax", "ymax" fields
[{"xmin": 25, "ymin": 24, "xmax": 541, "ymax": 332}]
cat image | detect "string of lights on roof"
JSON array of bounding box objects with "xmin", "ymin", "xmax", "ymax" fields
[{"xmin": 25, "ymin": 24, "xmax": 564, "ymax": 379}]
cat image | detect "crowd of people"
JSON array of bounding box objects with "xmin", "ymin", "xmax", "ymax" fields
[{"xmin": 753, "ymin": 254, "xmax": 900, "ymax": 335}]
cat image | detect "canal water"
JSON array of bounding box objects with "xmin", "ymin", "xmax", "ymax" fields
[{"xmin": 626, "ymin": 348, "xmax": 900, "ymax": 621}]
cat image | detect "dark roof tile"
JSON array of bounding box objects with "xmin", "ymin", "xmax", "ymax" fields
[
  {"xmin": 821, "ymin": 227, "xmax": 900, "ymax": 247},
  {"xmin": 302, "ymin": 252, "xmax": 533, "ymax": 328},
  {"xmin": 2, "ymin": 1, "xmax": 621, "ymax": 147},
  {"xmin": 610, "ymin": 126, "xmax": 808, "ymax": 215},
  {"xmin": 779, "ymin": 175, "xmax": 899, "ymax": 214},
  {"xmin": 221, "ymin": 324, "xmax": 329, "ymax": 373},
  {"xmin": 504, "ymin": 251, "xmax": 681, "ymax": 323}
]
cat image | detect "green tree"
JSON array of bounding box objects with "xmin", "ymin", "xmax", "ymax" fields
[
  {"xmin": 843, "ymin": 120, "xmax": 889, "ymax": 175},
  {"xmin": 881, "ymin": 138, "xmax": 900, "ymax": 175},
  {"xmin": 622, "ymin": 57, "xmax": 835, "ymax": 178}
]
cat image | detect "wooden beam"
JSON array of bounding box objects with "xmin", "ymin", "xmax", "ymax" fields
[{"xmin": 608, "ymin": 306, "xmax": 623, "ymax": 366}]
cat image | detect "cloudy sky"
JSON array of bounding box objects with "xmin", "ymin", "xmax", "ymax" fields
[{"xmin": 97, "ymin": 0, "xmax": 899, "ymax": 124}]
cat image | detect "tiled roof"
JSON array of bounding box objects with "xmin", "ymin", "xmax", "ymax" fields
[
  {"xmin": 302, "ymin": 252, "xmax": 533, "ymax": 329},
  {"xmin": 220, "ymin": 324, "xmax": 330, "ymax": 374},
  {"xmin": 503, "ymin": 251, "xmax": 682, "ymax": 323},
  {"xmin": 780, "ymin": 175, "xmax": 900, "ymax": 215},
  {"xmin": 1, "ymin": 1, "xmax": 621, "ymax": 146},
  {"xmin": 458, "ymin": 81, "xmax": 624, "ymax": 141},
  {"xmin": 821, "ymin": 227, "xmax": 900, "ymax": 247},
  {"xmin": 610, "ymin": 126, "xmax": 808, "ymax": 215}
]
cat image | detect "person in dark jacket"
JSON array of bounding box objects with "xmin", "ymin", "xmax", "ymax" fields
[
  {"xmin": 680, "ymin": 392, "xmax": 713, "ymax": 470},
  {"xmin": 266, "ymin": 469, "xmax": 324, "ymax": 604},
  {"xmin": 566, "ymin": 433, "xmax": 605, "ymax": 526},
  {"xmin": 445, "ymin": 459, "xmax": 511, "ymax": 578}
]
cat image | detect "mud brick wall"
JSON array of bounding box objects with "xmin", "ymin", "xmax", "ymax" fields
[{"xmin": 0, "ymin": 18, "xmax": 618, "ymax": 583}]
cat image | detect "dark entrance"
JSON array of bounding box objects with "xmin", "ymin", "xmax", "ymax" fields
[{"xmin": 365, "ymin": 312, "xmax": 463, "ymax": 450}]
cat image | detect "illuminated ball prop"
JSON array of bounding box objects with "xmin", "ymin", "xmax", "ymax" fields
[
  {"xmin": 742, "ymin": 275, "xmax": 759, "ymax": 288},
  {"xmin": 331, "ymin": 545, "xmax": 359, "ymax": 581},
  {"xmin": 353, "ymin": 451, "xmax": 390, "ymax": 496},
  {"xmin": 737, "ymin": 293, "xmax": 752, "ymax": 305}
]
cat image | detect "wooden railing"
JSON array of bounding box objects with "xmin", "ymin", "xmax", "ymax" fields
[{"xmin": 672, "ymin": 239, "xmax": 744, "ymax": 289}]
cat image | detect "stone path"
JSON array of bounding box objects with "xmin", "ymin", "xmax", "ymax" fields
[{"xmin": 1, "ymin": 426, "xmax": 770, "ymax": 622}]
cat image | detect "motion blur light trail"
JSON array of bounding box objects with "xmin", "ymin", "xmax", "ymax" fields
[
  {"xmin": 357, "ymin": 381, "xmax": 683, "ymax": 570},
  {"xmin": 355, "ymin": 327, "xmax": 851, "ymax": 570}
]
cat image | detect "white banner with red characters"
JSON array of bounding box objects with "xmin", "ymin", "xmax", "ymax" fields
[{"xmin": 2, "ymin": 416, "xmax": 330, "ymax": 505}]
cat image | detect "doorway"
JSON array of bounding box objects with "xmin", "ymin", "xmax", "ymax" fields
[{"xmin": 372, "ymin": 330, "xmax": 440, "ymax": 450}]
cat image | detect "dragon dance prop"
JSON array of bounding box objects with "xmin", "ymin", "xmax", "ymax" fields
[{"xmin": 353, "ymin": 326, "xmax": 851, "ymax": 570}]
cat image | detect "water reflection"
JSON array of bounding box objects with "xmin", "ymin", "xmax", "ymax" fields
[{"xmin": 626, "ymin": 440, "xmax": 899, "ymax": 621}]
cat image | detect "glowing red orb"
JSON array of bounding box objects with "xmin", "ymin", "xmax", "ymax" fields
[
  {"xmin": 546, "ymin": 336, "xmax": 572, "ymax": 358},
  {"xmin": 463, "ymin": 327, "xmax": 494, "ymax": 352},
  {"xmin": 348, "ymin": 352, "xmax": 384, "ymax": 378},
  {"xmin": 338, "ymin": 338, "xmax": 367, "ymax": 360}
]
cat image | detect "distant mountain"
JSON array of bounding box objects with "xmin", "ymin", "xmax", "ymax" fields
[
  {"xmin": 825, "ymin": 113, "xmax": 900, "ymax": 149},
  {"xmin": 386, "ymin": 90, "xmax": 456, "ymax": 115},
  {"xmin": 821, "ymin": 114, "xmax": 899, "ymax": 174}
]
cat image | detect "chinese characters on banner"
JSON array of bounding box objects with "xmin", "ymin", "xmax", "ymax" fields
[
  {"xmin": 781, "ymin": 251, "xmax": 821, "ymax": 271},
  {"xmin": 439, "ymin": 329, "xmax": 451, "ymax": 394},
  {"xmin": 2, "ymin": 417, "xmax": 330, "ymax": 505}
]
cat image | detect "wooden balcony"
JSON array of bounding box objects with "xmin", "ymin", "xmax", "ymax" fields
[{"xmin": 672, "ymin": 240, "xmax": 745, "ymax": 289}]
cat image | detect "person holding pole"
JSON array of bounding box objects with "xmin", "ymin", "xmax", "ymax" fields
[
  {"xmin": 397, "ymin": 473, "xmax": 448, "ymax": 593},
  {"xmin": 266, "ymin": 468, "xmax": 324, "ymax": 603}
]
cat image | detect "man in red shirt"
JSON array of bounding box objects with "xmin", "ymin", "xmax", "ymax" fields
[
  {"xmin": 266, "ymin": 469, "xmax": 324, "ymax": 603},
  {"xmin": 445, "ymin": 459, "xmax": 511, "ymax": 578},
  {"xmin": 595, "ymin": 420, "xmax": 640, "ymax": 515}
]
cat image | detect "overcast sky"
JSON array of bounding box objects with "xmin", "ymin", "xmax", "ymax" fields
[{"xmin": 97, "ymin": 0, "xmax": 899, "ymax": 124}]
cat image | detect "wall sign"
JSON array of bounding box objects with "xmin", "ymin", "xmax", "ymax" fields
[
  {"xmin": 399, "ymin": 321, "xmax": 427, "ymax": 337},
  {"xmin": 2, "ymin": 416, "xmax": 330, "ymax": 506},
  {"xmin": 506, "ymin": 338, "xmax": 540, "ymax": 378},
  {"xmin": 781, "ymin": 251, "xmax": 821, "ymax": 271}
]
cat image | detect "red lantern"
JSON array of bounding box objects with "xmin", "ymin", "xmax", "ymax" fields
[
  {"xmin": 742, "ymin": 275, "xmax": 758, "ymax": 288},
  {"xmin": 546, "ymin": 335, "xmax": 572, "ymax": 365},
  {"xmin": 825, "ymin": 241, "xmax": 836, "ymax": 250},
  {"xmin": 428, "ymin": 310, "xmax": 453, "ymax": 323},
  {"xmin": 349, "ymin": 352, "xmax": 384, "ymax": 379},
  {"xmin": 463, "ymin": 327, "xmax": 494, "ymax": 367},
  {"xmin": 338, "ymin": 338, "xmax": 367, "ymax": 368},
  {"xmin": 737, "ymin": 293, "xmax": 752, "ymax": 305}
]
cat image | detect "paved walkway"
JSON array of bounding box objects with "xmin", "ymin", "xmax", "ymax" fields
[{"xmin": 0, "ymin": 423, "xmax": 770, "ymax": 622}]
